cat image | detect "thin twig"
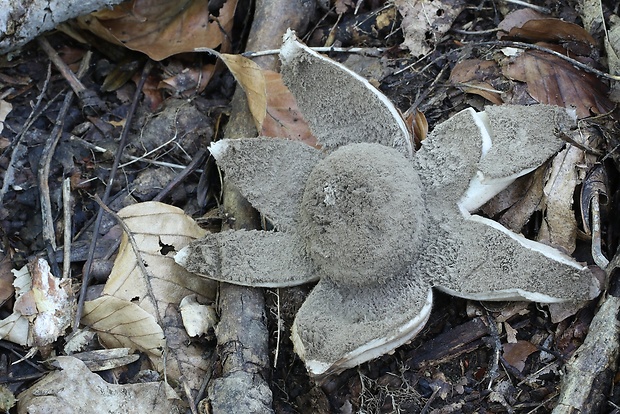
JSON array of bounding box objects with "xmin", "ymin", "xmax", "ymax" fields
[
  {"xmin": 0, "ymin": 64, "xmax": 54, "ymax": 208},
  {"xmin": 272, "ymin": 288, "xmax": 281, "ymax": 369},
  {"xmin": 197, "ymin": 45, "xmax": 388, "ymax": 58},
  {"xmin": 36, "ymin": 37, "xmax": 105, "ymax": 110},
  {"xmin": 485, "ymin": 314, "xmax": 502, "ymax": 390},
  {"xmin": 451, "ymin": 28, "xmax": 501, "ymax": 35},
  {"xmin": 73, "ymin": 60, "xmax": 153, "ymax": 331},
  {"xmin": 502, "ymin": 0, "xmax": 550, "ymax": 14},
  {"xmin": 37, "ymin": 37, "xmax": 87, "ymax": 97},
  {"xmin": 466, "ymin": 40, "xmax": 620, "ymax": 81},
  {"xmin": 153, "ymin": 148, "xmax": 208, "ymax": 202},
  {"xmin": 38, "ymin": 53, "xmax": 91, "ymax": 276},
  {"xmin": 62, "ymin": 178, "xmax": 72, "ymax": 279}
]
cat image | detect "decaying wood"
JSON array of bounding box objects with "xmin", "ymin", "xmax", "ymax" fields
[
  {"xmin": 0, "ymin": 0, "xmax": 125, "ymax": 54},
  {"xmin": 208, "ymin": 181, "xmax": 273, "ymax": 414},
  {"xmin": 206, "ymin": 0, "xmax": 315, "ymax": 412},
  {"xmin": 406, "ymin": 317, "xmax": 490, "ymax": 369},
  {"xmin": 552, "ymin": 252, "xmax": 620, "ymax": 413}
]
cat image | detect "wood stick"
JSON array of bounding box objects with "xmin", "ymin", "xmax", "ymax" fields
[{"xmin": 206, "ymin": 1, "xmax": 315, "ymax": 412}]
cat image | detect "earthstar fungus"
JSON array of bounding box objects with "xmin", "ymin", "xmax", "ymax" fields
[{"xmin": 176, "ymin": 31, "xmax": 600, "ymax": 377}]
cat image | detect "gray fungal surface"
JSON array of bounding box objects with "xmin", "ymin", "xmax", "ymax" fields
[
  {"xmin": 300, "ymin": 143, "xmax": 425, "ymax": 286},
  {"xmin": 175, "ymin": 31, "xmax": 601, "ymax": 378}
]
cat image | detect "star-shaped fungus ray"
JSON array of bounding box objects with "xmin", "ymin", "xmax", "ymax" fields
[
  {"xmin": 413, "ymin": 103, "xmax": 598, "ymax": 303},
  {"xmin": 176, "ymin": 31, "xmax": 600, "ymax": 379},
  {"xmin": 279, "ymin": 30, "xmax": 412, "ymax": 155}
]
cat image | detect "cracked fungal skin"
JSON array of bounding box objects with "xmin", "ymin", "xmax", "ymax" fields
[{"xmin": 300, "ymin": 143, "xmax": 426, "ymax": 286}]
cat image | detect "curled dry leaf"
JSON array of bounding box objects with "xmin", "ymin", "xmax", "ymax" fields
[
  {"xmin": 1, "ymin": 258, "xmax": 75, "ymax": 350},
  {"xmin": 78, "ymin": 0, "xmax": 237, "ymax": 61},
  {"xmin": 83, "ymin": 201, "xmax": 216, "ymax": 393},
  {"xmin": 537, "ymin": 145, "xmax": 582, "ymax": 254},
  {"xmin": 496, "ymin": 166, "xmax": 547, "ymax": 233}
]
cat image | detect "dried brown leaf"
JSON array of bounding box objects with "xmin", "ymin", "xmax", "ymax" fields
[
  {"xmin": 503, "ymin": 340, "xmax": 538, "ymax": 372},
  {"xmin": 499, "ymin": 9, "xmax": 596, "ymax": 49},
  {"xmin": 497, "ymin": 8, "xmax": 545, "ymax": 33},
  {"xmin": 502, "ymin": 48, "xmax": 613, "ymax": 118},
  {"xmin": 158, "ymin": 64, "xmax": 216, "ymax": 95},
  {"xmin": 78, "ymin": 0, "xmax": 237, "ymax": 61},
  {"xmin": 261, "ymin": 70, "xmax": 318, "ymax": 146},
  {"xmin": 449, "ymin": 59, "xmax": 504, "ymax": 105},
  {"xmin": 496, "ymin": 166, "xmax": 547, "ymax": 233},
  {"xmin": 219, "ymin": 53, "xmax": 267, "ymax": 132}
]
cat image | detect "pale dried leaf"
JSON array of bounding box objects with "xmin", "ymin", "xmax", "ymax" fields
[
  {"xmin": 103, "ymin": 202, "xmax": 213, "ymax": 315},
  {"xmin": 78, "ymin": 0, "xmax": 237, "ymax": 61},
  {"xmin": 64, "ymin": 329, "xmax": 96, "ymax": 354},
  {"xmin": 0, "ymin": 312, "xmax": 28, "ymax": 346},
  {"xmin": 219, "ymin": 53, "xmax": 267, "ymax": 132},
  {"xmin": 179, "ymin": 295, "xmax": 217, "ymax": 337},
  {"xmin": 395, "ymin": 0, "xmax": 466, "ymax": 56},
  {"xmin": 100, "ymin": 201, "xmax": 216, "ymax": 392},
  {"xmin": 538, "ymin": 145, "xmax": 582, "ymax": 254},
  {"xmin": 66, "ymin": 348, "xmax": 140, "ymax": 372},
  {"xmin": 82, "ymin": 295, "xmax": 165, "ymax": 357},
  {"xmin": 0, "ymin": 100, "xmax": 12, "ymax": 135},
  {"xmin": 504, "ymin": 322, "xmax": 518, "ymax": 344},
  {"xmin": 17, "ymin": 356, "xmax": 179, "ymax": 414},
  {"xmin": 605, "ymin": 19, "xmax": 620, "ymax": 101}
]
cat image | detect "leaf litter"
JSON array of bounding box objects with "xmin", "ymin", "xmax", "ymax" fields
[{"xmin": 3, "ymin": 2, "xmax": 613, "ymax": 410}]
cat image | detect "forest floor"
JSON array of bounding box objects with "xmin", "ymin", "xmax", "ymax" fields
[{"xmin": 0, "ymin": 0, "xmax": 619, "ymax": 413}]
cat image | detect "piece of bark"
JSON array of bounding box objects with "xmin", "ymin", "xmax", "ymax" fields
[
  {"xmin": 0, "ymin": 0, "xmax": 126, "ymax": 54},
  {"xmin": 552, "ymin": 257, "xmax": 620, "ymax": 413},
  {"xmin": 206, "ymin": 1, "xmax": 315, "ymax": 413},
  {"xmin": 405, "ymin": 317, "xmax": 490, "ymax": 369}
]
